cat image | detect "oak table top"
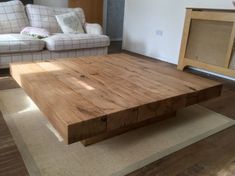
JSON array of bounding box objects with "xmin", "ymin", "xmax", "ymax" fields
[{"xmin": 10, "ymin": 54, "xmax": 222, "ymax": 144}]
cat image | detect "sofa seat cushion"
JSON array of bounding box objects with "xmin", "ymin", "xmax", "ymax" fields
[
  {"xmin": 0, "ymin": 0, "xmax": 29, "ymax": 34},
  {"xmin": 0, "ymin": 34, "xmax": 45, "ymax": 54},
  {"xmin": 44, "ymin": 34, "xmax": 110, "ymax": 51}
]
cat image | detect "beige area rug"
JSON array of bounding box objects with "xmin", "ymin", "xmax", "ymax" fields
[{"xmin": 0, "ymin": 88, "xmax": 234, "ymax": 176}]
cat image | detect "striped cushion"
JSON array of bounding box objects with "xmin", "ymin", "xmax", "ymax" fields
[
  {"xmin": 26, "ymin": 4, "xmax": 86, "ymax": 34},
  {"xmin": 0, "ymin": 0, "xmax": 29, "ymax": 34},
  {"xmin": 44, "ymin": 34, "xmax": 110, "ymax": 51}
]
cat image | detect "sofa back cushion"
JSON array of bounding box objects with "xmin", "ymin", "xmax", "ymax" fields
[
  {"xmin": 26, "ymin": 4, "xmax": 86, "ymax": 34},
  {"xmin": 0, "ymin": 0, "xmax": 29, "ymax": 34}
]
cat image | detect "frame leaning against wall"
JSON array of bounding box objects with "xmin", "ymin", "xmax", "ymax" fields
[{"xmin": 178, "ymin": 8, "xmax": 235, "ymax": 78}]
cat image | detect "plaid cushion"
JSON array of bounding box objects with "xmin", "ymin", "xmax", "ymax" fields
[
  {"xmin": 0, "ymin": 34, "xmax": 45, "ymax": 53},
  {"xmin": 0, "ymin": 0, "xmax": 29, "ymax": 34},
  {"xmin": 44, "ymin": 34, "xmax": 110, "ymax": 51},
  {"xmin": 26, "ymin": 4, "xmax": 86, "ymax": 33}
]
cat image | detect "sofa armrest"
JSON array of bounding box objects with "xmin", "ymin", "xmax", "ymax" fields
[{"xmin": 85, "ymin": 23, "xmax": 103, "ymax": 35}]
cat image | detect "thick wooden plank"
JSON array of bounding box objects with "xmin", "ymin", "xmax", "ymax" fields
[{"xmin": 10, "ymin": 54, "xmax": 222, "ymax": 144}]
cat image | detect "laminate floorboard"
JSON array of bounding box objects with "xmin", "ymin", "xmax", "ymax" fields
[{"xmin": 0, "ymin": 111, "xmax": 29, "ymax": 176}]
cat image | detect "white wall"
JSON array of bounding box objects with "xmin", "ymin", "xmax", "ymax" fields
[
  {"xmin": 34, "ymin": 0, "xmax": 68, "ymax": 7},
  {"xmin": 123, "ymin": 0, "xmax": 234, "ymax": 64}
]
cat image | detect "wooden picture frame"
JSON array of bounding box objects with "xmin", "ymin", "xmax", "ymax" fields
[{"xmin": 178, "ymin": 8, "xmax": 235, "ymax": 78}]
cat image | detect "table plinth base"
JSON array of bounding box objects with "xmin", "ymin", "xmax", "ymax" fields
[{"xmin": 81, "ymin": 111, "xmax": 177, "ymax": 146}]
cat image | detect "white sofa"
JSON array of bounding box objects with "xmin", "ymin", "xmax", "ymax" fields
[{"xmin": 0, "ymin": 0, "xmax": 110, "ymax": 68}]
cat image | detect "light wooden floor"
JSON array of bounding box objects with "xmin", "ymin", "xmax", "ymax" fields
[
  {"xmin": 0, "ymin": 111, "xmax": 29, "ymax": 176},
  {"xmin": 0, "ymin": 44, "xmax": 235, "ymax": 175}
]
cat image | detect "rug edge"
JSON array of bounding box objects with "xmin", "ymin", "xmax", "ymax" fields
[{"xmin": 112, "ymin": 120, "xmax": 235, "ymax": 176}]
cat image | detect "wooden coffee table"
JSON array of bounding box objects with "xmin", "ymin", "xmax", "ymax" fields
[{"xmin": 10, "ymin": 54, "xmax": 222, "ymax": 145}]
